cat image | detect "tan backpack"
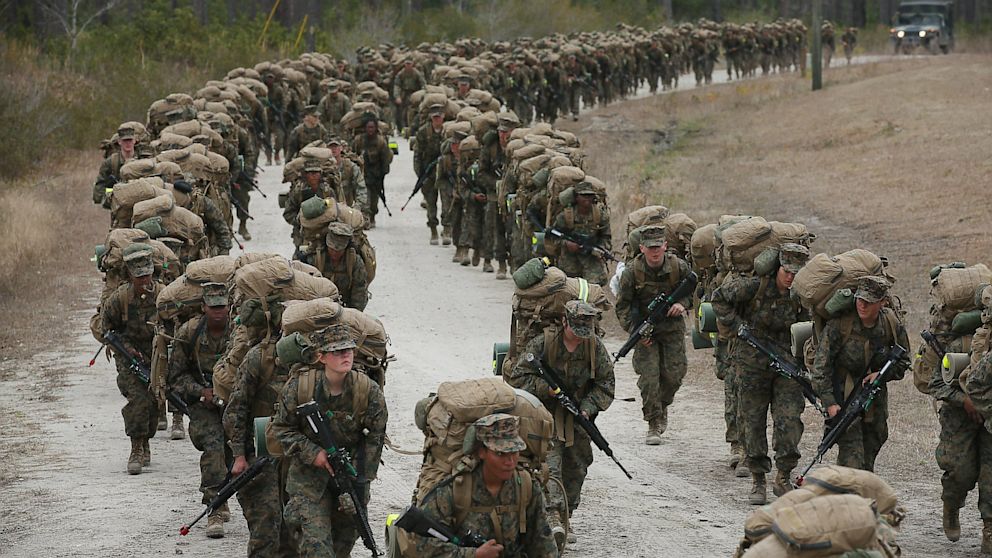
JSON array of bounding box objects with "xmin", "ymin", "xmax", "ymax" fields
[
  {"xmin": 770, "ymin": 494, "xmax": 879, "ymax": 557},
  {"xmin": 185, "ymin": 255, "xmax": 237, "ymax": 285},
  {"xmin": 111, "ymin": 177, "xmax": 167, "ymax": 227},
  {"xmin": 718, "ymin": 217, "xmax": 813, "ymax": 273},
  {"xmin": 157, "ymin": 274, "xmax": 206, "ymax": 323},
  {"xmin": 299, "ymin": 199, "xmax": 377, "ymax": 284},
  {"xmin": 281, "ymin": 298, "xmax": 389, "ymax": 381},
  {"xmin": 792, "ymin": 249, "xmax": 887, "ymax": 320},
  {"xmin": 690, "ymin": 223, "xmax": 719, "ymax": 272},
  {"xmin": 802, "ymin": 464, "xmax": 900, "ymax": 517},
  {"xmin": 929, "ymin": 263, "xmax": 992, "ymax": 323}
]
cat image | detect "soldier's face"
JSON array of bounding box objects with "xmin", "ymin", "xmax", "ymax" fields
[
  {"xmin": 431, "ymin": 114, "xmax": 444, "ymax": 128},
  {"xmin": 305, "ymin": 171, "xmax": 321, "ymax": 187},
  {"xmin": 640, "ymin": 243, "xmax": 667, "ymax": 267},
  {"xmin": 203, "ymin": 304, "xmax": 229, "ymax": 324},
  {"xmin": 365, "ymin": 121, "xmax": 377, "ymax": 135},
  {"xmin": 776, "ymin": 267, "xmax": 797, "ymax": 290},
  {"xmin": 330, "ymin": 144, "xmax": 343, "ymax": 158},
  {"xmin": 119, "ymin": 138, "xmax": 135, "ymax": 151},
  {"xmin": 458, "ymin": 82, "xmax": 470, "ymax": 95},
  {"xmin": 478, "ymin": 447, "xmax": 519, "ymax": 482},
  {"xmin": 498, "ymin": 129, "xmax": 510, "ymax": 146},
  {"xmin": 131, "ymin": 274, "xmax": 153, "ymax": 292},
  {"xmin": 320, "ymin": 348, "xmax": 354, "ymax": 375},
  {"xmin": 304, "ymin": 114, "xmax": 318, "ymax": 127},
  {"xmin": 856, "ymin": 298, "xmax": 883, "ymax": 323}
]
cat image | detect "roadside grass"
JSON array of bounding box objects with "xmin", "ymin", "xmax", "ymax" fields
[{"xmin": 566, "ymin": 54, "xmax": 992, "ymax": 476}]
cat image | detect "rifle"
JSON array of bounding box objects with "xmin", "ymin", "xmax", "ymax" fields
[
  {"xmin": 524, "ymin": 353, "xmax": 633, "ymax": 480},
  {"xmin": 401, "ymin": 157, "xmax": 439, "ymax": 211},
  {"xmin": 796, "ymin": 344, "xmax": 909, "ymax": 485},
  {"xmin": 102, "ymin": 330, "xmax": 189, "ymax": 416},
  {"xmin": 251, "ymin": 116, "xmax": 273, "ymax": 153},
  {"xmin": 297, "ymin": 401, "xmax": 380, "ymax": 556},
  {"xmin": 545, "ymin": 228, "xmax": 619, "ymax": 263},
  {"xmin": 236, "ymin": 168, "xmax": 267, "ymax": 198},
  {"xmin": 920, "ymin": 329, "xmax": 946, "ymax": 358},
  {"xmin": 736, "ymin": 324, "xmax": 828, "ymax": 417},
  {"xmin": 393, "ymin": 505, "xmax": 487, "ymax": 548},
  {"xmin": 378, "ymin": 186, "xmax": 392, "ymax": 217},
  {"xmin": 180, "ymin": 456, "xmax": 273, "ymax": 535},
  {"xmin": 229, "ymin": 194, "xmax": 255, "ymax": 220},
  {"xmin": 614, "ymin": 272, "xmax": 699, "ymax": 362}
]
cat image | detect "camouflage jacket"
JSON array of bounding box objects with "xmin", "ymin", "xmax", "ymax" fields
[
  {"xmin": 310, "ymin": 248, "xmax": 369, "ymax": 311},
  {"xmin": 318, "ymin": 92, "xmax": 351, "ymax": 131},
  {"xmin": 351, "ymin": 133, "xmax": 393, "ymax": 180},
  {"xmin": 508, "ymin": 327, "xmax": 615, "ymax": 427},
  {"xmin": 551, "ymin": 204, "xmax": 612, "ymax": 251},
  {"xmin": 94, "ymin": 152, "xmax": 128, "ymax": 205},
  {"xmin": 435, "ymin": 146, "xmax": 458, "ymax": 192},
  {"xmin": 392, "ymin": 68, "xmax": 426, "ymax": 99},
  {"xmin": 272, "ymin": 368, "xmax": 387, "ymax": 486},
  {"xmin": 282, "ymin": 178, "xmax": 337, "ymax": 229},
  {"xmin": 413, "ymin": 123, "xmax": 444, "ymax": 178},
  {"xmin": 478, "ymin": 135, "xmax": 505, "ymax": 194},
  {"xmin": 615, "ymin": 253, "xmax": 692, "ymax": 336},
  {"xmin": 101, "ymin": 282, "xmax": 162, "ymax": 358},
  {"xmin": 711, "ymin": 273, "xmax": 808, "ymax": 349},
  {"xmin": 168, "ymin": 315, "xmax": 229, "ymax": 402},
  {"xmin": 412, "ymin": 466, "xmax": 557, "ymax": 558},
  {"xmin": 964, "ymin": 332, "xmax": 992, "ymax": 425},
  {"xmin": 187, "ymin": 191, "xmax": 233, "ymax": 253},
  {"xmin": 929, "ymin": 335, "xmax": 973, "ymax": 407},
  {"xmin": 223, "ymin": 337, "xmax": 290, "ymax": 458},
  {"xmin": 287, "ymin": 123, "xmax": 329, "ymax": 161},
  {"xmin": 811, "ymin": 309, "xmax": 910, "ymax": 409},
  {"xmin": 336, "ymin": 157, "xmax": 369, "ymax": 214}
]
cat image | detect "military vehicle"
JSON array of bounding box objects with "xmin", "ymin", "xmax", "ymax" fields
[{"xmin": 890, "ymin": 0, "xmax": 955, "ymax": 54}]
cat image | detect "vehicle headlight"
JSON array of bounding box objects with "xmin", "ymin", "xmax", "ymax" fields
[
  {"xmin": 897, "ymin": 30, "xmax": 905, "ymax": 38},
  {"xmin": 919, "ymin": 30, "xmax": 927, "ymax": 37}
]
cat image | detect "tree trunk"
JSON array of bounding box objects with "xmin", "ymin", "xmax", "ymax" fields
[
  {"xmin": 192, "ymin": 0, "xmax": 208, "ymax": 25},
  {"xmin": 712, "ymin": 0, "xmax": 723, "ymax": 21}
]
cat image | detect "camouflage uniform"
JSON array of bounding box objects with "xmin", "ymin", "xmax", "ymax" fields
[
  {"xmin": 102, "ymin": 280, "xmax": 162, "ymax": 440},
  {"xmin": 811, "ymin": 277, "xmax": 910, "ymax": 471},
  {"xmin": 309, "ymin": 223, "xmax": 369, "ymax": 311},
  {"xmin": 351, "ymin": 128, "xmax": 393, "ymax": 224},
  {"xmin": 507, "ymin": 302, "xmax": 615, "ymax": 520},
  {"xmin": 711, "ymin": 245, "xmax": 810, "ymax": 501},
  {"xmin": 168, "ymin": 311, "xmax": 231, "ymax": 509},
  {"xmin": 938, "ymin": 334, "xmax": 992, "ymax": 525},
  {"xmin": 392, "ymin": 64, "xmax": 426, "ymax": 131},
  {"xmin": 286, "ymin": 122, "xmax": 329, "ymax": 162},
  {"xmin": 456, "ymin": 136, "xmax": 491, "ymax": 265},
  {"xmin": 334, "ymin": 153, "xmax": 369, "ymax": 217},
  {"xmin": 222, "ymin": 337, "xmax": 296, "ymax": 557},
  {"xmin": 271, "ymin": 326, "xmax": 387, "ymax": 558},
  {"xmin": 549, "ymin": 184, "xmax": 612, "ymax": 286},
  {"xmin": 413, "ymin": 117, "xmax": 446, "ymax": 233},
  {"xmin": 437, "ymin": 138, "xmax": 462, "ymax": 256},
  {"xmin": 178, "ymin": 186, "xmax": 233, "ymax": 255},
  {"xmin": 282, "ymin": 170, "xmax": 337, "ymax": 248},
  {"xmin": 615, "ymin": 238, "xmax": 692, "ymax": 430},
  {"xmin": 317, "ymin": 86, "xmax": 351, "ymax": 138}
]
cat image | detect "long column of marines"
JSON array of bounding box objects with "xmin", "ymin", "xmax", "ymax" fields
[{"xmin": 86, "ymin": 19, "xmax": 992, "ymax": 558}]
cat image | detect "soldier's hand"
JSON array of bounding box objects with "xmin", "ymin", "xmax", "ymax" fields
[
  {"xmin": 827, "ymin": 404, "xmax": 841, "ymax": 418},
  {"xmin": 565, "ymin": 240, "xmax": 580, "ymax": 253},
  {"xmin": 313, "ymin": 450, "xmax": 335, "ymax": 475},
  {"xmin": 964, "ymin": 396, "xmax": 984, "ymax": 424},
  {"xmin": 475, "ymin": 540, "xmax": 503, "ymax": 558},
  {"xmin": 473, "ymin": 193, "xmax": 487, "ymax": 203},
  {"xmin": 200, "ymin": 388, "xmax": 215, "ymax": 405},
  {"xmin": 231, "ymin": 456, "xmax": 249, "ymax": 476},
  {"xmin": 639, "ymin": 337, "xmax": 654, "ymax": 347},
  {"xmin": 337, "ymin": 493, "xmax": 357, "ymax": 516},
  {"xmin": 862, "ymin": 372, "xmax": 879, "ymax": 386},
  {"xmin": 668, "ymin": 303, "xmax": 687, "ymax": 318}
]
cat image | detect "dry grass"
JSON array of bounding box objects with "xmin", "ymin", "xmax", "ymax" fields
[
  {"xmin": 0, "ymin": 151, "xmax": 107, "ymax": 357},
  {"xmin": 563, "ymin": 54, "xmax": 992, "ymax": 476}
]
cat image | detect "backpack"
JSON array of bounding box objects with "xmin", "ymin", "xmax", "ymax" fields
[
  {"xmin": 690, "ymin": 223, "xmax": 719, "ymax": 272},
  {"xmin": 185, "ymin": 255, "xmax": 237, "ymax": 286},
  {"xmin": 718, "ymin": 217, "xmax": 813, "ymax": 273},
  {"xmin": 769, "ymin": 494, "xmax": 879, "ymax": 557},
  {"xmin": 157, "ymin": 274, "xmax": 207, "ymax": 324},
  {"xmin": 232, "ymin": 256, "xmax": 339, "ymax": 310},
  {"xmin": 132, "ymin": 194, "xmax": 207, "ymax": 256},
  {"xmin": 505, "ymin": 266, "xmax": 612, "ymax": 373},
  {"xmin": 792, "ymin": 249, "xmax": 888, "ymax": 320},
  {"xmin": 625, "ymin": 205, "xmax": 670, "ymax": 238},
  {"xmin": 929, "ymin": 263, "xmax": 992, "ymax": 325},
  {"xmin": 544, "ymin": 166, "xmax": 586, "ymax": 228},
  {"xmin": 111, "ymin": 177, "xmax": 168, "ymax": 228},
  {"xmin": 413, "ymin": 377, "xmax": 552, "ymax": 501},
  {"xmin": 299, "ymin": 198, "xmax": 377, "ymax": 284}
]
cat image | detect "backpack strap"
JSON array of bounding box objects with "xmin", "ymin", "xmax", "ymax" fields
[
  {"xmin": 452, "ymin": 468, "xmax": 532, "ymax": 542},
  {"xmin": 191, "ymin": 315, "xmax": 209, "ymax": 378}
]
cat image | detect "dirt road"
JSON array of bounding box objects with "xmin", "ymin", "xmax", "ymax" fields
[{"xmin": 0, "ymin": 55, "xmax": 978, "ymax": 558}]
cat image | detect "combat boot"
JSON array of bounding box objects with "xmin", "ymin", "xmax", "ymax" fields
[
  {"xmin": 429, "ymin": 226, "xmax": 439, "ymax": 246},
  {"xmin": 983, "ymin": 519, "xmax": 992, "ymax": 554},
  {"xmin": 471, "ymin": 249, "xmax": 481, "ymax": 267},
  {"xmin": 482, "ymin": 259, "xmax": 494, "ymax": 273},
  {"xmin": 645, "ymin": 419, "xmax": 662, "ymax": 446},
  {"xmin": 942, "ymin": 502, "xmax": 960, "ymax": 542},
  {"xmin": 729, "ymin": 443, "xmax": 742, "ymax": 469},
  {"xmin": 657, "ymin": 405, "xmax": 668, "ymax": 434},
  {"xmin": 206, "ymin": 513, "xmax": 225, "ymax": 539},
  {"xmin": 547, "ymin": 511, "xmax": 566, "ymax": 554},
  {"xmin": 441, "ymin": 227, "xmax": 452, "ymax": 246},
  {"xmin": 142, "ymin": 439, "xmax": 151, "ymax": 466},
  {"xmin": 452, "ymin": 246, "xmax": 463, "ymax": 263},
  {"xmin": 157, "ymin": 408, "xmax": 167, "ymax": 431},
  {"xmin": 460, "ymin": 248, "xmax": 472, "ymax": 266},
  {"xmin": 772, "ymin": 469, "xmax": 794, "ymax": 497},
  {"xmin": 217, "ymin": 501, "xmax": 231, "ymax": 523},
  {"xmin": 238, "ymin": 221, "xmax": 251, "ymax": 241},
  {"xmin": 496, "ymin": 260, "xmax": 508, "ymax": 280},
  {"xmin": 735, "ymin": 459, "xmax": 750, "ymax": 478},
  {"xmin": 127, "ymin": 439, "xmax": 143, "ymax": 475},
  {"xmin": 749, "ymin": 474, "xmax": 767, "ymax": 505},
  {"xmin": 170, "ymin": 412, "xmax": 186, "ymax": 440}
]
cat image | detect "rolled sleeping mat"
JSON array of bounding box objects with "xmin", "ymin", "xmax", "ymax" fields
[
  {"xmin": 942, "ymin": 352, "xmax": 970, "ymax": 386},
  {"xmin": 692, "ymin": 327, "xmax": 714, "ymax": 350},
  {"xmin": 698, "ymin": 302, "xmax": 719, "ymax": 333},
  {"xmin": 254, "ymin": 416, "xmax": 270, "ymax": 457},
  {"xmin": 791, "ymin": 321, "xmax": 814, "ymax": 359},
  {"xmin": 492, "ymin": 342, "xmax": 510, "ymax": 376}
]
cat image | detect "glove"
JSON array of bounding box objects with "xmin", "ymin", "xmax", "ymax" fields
[{"xmin": 338, "ymin": 493, "xmax": 357, "ymax": 516}]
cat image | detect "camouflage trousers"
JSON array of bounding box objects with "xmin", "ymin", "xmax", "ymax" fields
[
  {"xmin": 936, "ymin": 402, "xmax": 992, "ymax": 519},
  {"xmin": 114, "ymin": 360, "xmax": 158, "ymax": 439},
  {"xmin": 187, "ymin": 403, "xmax": 231, "ymax": 505},
  {"xmin": 232, "ymin": 182, "xmax": 251, "ymax": 224},
  {"xmin": 489, "ymin": 200, "xmax": 507, "ymax": 262},
  {"xmin": 267, "ymin": 125, "xmax": 287, "ymax": 161},
  {"xmin": 236, "ymin": 455, "xmax": 297, "ymax": 558},
  {"xmin": 447, "ymin": 194, "xmax": 464, "ymax": 243},
  {"xmin": 735, "ymin": 354, "xmax": 805, "ymax": 475},
  {"xmin": 834, "ymin": 402, "xmax": 889, "ymax": 472},
  {"xmin": 546, "ymin": 433, "xmax": 593, "ymax": 516},
  {"xmin": 366, "ymin": 175, "xmax": 385, "ymax": 220},
  {"xmin": 715, "ymin": 341, "xmax": 743, "ymax": 446},
  {"xmin": 556, "ymin": 251, "xmax": 608, "ymax": 286},
  {"xmin": 284, "ymin": 483, "xmax": 368, "ymax": 558},
  {"xmin": 458, "ymin": 197, "xmax": 492, "ymax": 258},
  {"xmin": 420, "ymin": 174, "xmax": 447, "ymax": 229},
  {"xmin": 632, "ymin": 329, "xmax": 688, "ymax": 422}
]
